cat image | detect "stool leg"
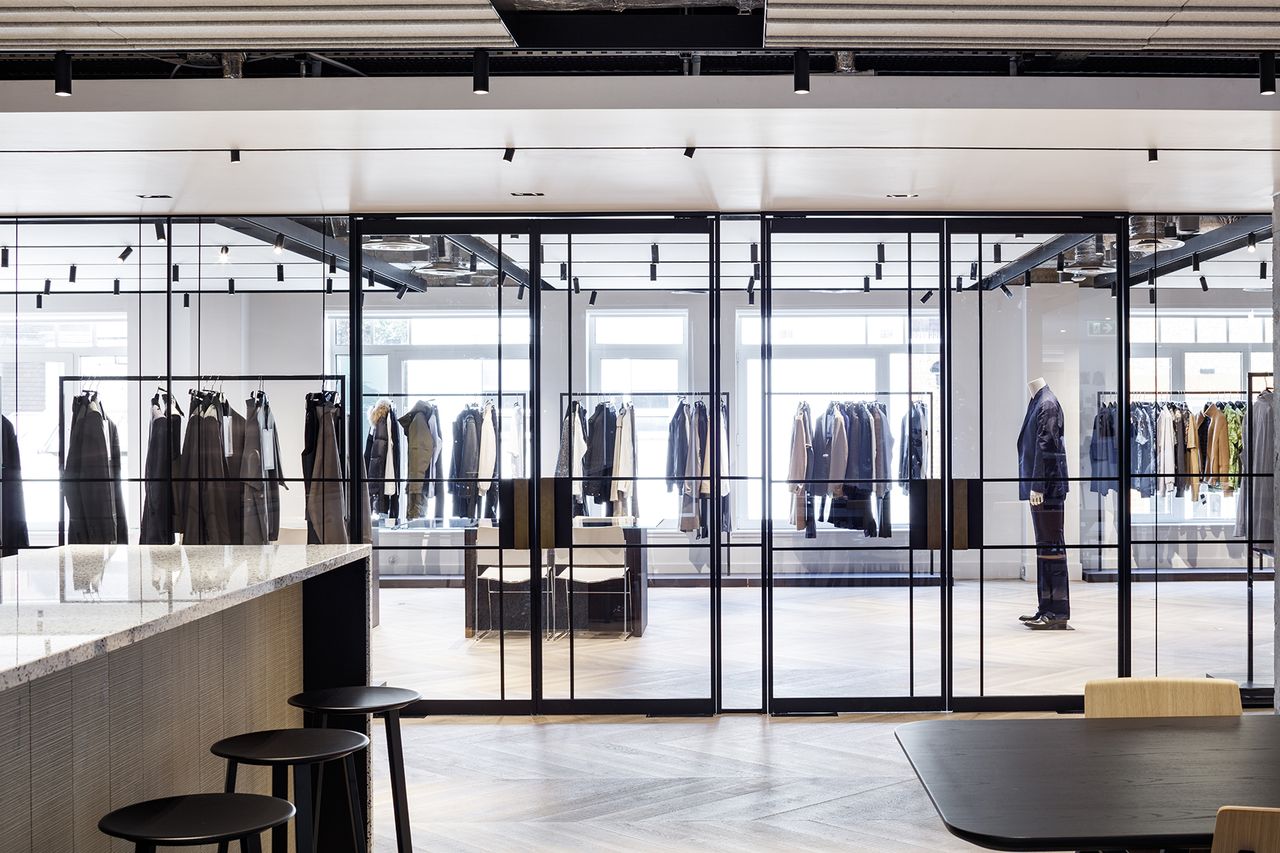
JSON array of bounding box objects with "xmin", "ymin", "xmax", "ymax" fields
[
  {"xmin": 343, "ymin": 752, "xmax": 368, "ymax": 853},
  {"xmin": 271, "ymin": 764, "xmax": 289, "ymax": 853},
  {"xmin": 293, "ymin": 763, "xmax": 316, "ymax": 853},
  {"xmin": 241, "ymin": 832, "xmax": 263, "ymax": 853},
  {"xmin": 216, "ymin": 760, "xmax": 238, "ymax": 853},
  {"xmin": 384, "ymin": 709, "xmax": 413, "ymax": 853},
  {"xmin": 135, "ymin": 844, "xmax": 156, "ymax": 853}
]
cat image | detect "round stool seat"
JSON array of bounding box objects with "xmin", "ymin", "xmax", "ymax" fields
[
  {"xmin": 99, "ymin": 793, "xmax": 294, "ymax": 844},
  {"xmin": 288, "ymin": 685, "xmax": 419, "ymax": 715},
  {"xmin": 212, "ymin": 728, "xmax": 370, "ymax": 766}
]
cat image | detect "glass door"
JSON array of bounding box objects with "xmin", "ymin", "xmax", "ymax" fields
[
  {"xmin": 764, "ymin": 218, "xmax": 945, "ymax": 712},
  {"xmin": 946, "ymin": 217, "xmax": 1126, "ymax": 709},
  {"xmin": 533, "ymin": 219, "xmax": 717, "ymax": 713}
]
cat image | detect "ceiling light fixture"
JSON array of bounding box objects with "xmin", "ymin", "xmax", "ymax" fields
[
  {"xmin": 1248, "ymin": 232, "xmax": 1257, "ymax": 252},
  {"xmin": 503, "ymin": 148, "xmax": 515, "ymax": 163},
  {"xmin": 273, "ymin": 233, "xmax": 285, "ymax": 254},
  {"xmin": 993, "ymin": 243, "xmax": 1002, "ymax": 263},
  {"xmin": 969, "ymin": 261, "xmax": 978, "ymax": 280},
  {"xmin": 326, "ymin": 277, "xmax": 333, "ymax": 294},
  {"xmin": 875, "ymin": 263, "xmax": 882, "ymax": 281},
  {"xmin": 863, "ymin": 275, "xmax": 870, "ymax": 293},
  {"xmin": 793, "ymin": 49, "xmax": 810, "ymax": 94},
  {"xmin": 1056, "ymin": 252, "xmax": 1065, "ymax": 272},
  {"xmin": 560, "ymin": 262, "xmax": 567, "ymax": 281},
  {"xmin": 229, "ymin": 149, "xmax": 241, "ymax": 164},
  {"xmin": 54, "ymin": 51, "xmax": 72, "ymax": 97},
  {"xmin": 1, "ymin": 247, "xmax": 7, "ymax": 267},
  {"xmin": 469, "ymin": 253, "xmax": 478, "ymax": 273},
  {"xmin": 750, "ymin": 243, "xmax": 759, "ymax": 264},
  {"xmin": 1192, "ymin": 251, "xmax": 1200, "ymax": 271},
  {"xmin": 877, "ymin": 243, "xmax": 885, "ymax": 264},
  {"xmin": 228, "ymin": 278, "xmax": 236, "ymax": 294},
  {"xmin": 36, "ymin": 294, "xmax": 43, "ymax": 309},
  {"xmin": 219, "ymin": 245, "xmax": 229, "ymax": 262},
  {"xmin": 396, "ymin": 283, "xmax": 409, "ymax": 300},
  {"xmin": 473, "ymin": 49, "xmax": 490, "ymax": 95},
  {"xmin": 1200, "ymin": 275, "xmax": 1209, "ymax": 292},
  {"xmin": 684, "ymin": 146, "xmax": 696, "ymax": 159},
  {"xmin": 517, "ymin": 280, "xmax": 527, "ymax": 300},
  {"xmin": 650, "ymin": 263, "xmax": 657, "ymax": 282},
  {"xmin": 171, "ymin": 264, "xmax": 179, "ymax": 282},
  {"xmin": 588, "ymin": 290, "xmax": 598, "ymax": 306},
  {"xmin": 183, "ymin": 292, "xmax": 190, "ymax": 308},
  {"xmin": 1024, "ymin": 271, "xmax": 1032, "ymax": 288},
  {"xmin": 113, "ymin": 279, "xmax": 120, "ymax": 295},
  {"xmin": 1147, "ymin": 148, "xmax": 1158, "ymax": 163},
  {"xmin": 920, "ymin": 290, "xmax": 933, "ymax": 304},
  {"xmin": 276, "ymin": 263, "xmax": 285, "ymax": 282},
  {"xmin": 573, "ymin": 276, "xmax": 581, "ymax": 295},
  {"xmin": 328, "ymin": 254, "xmax": 337, "ymax": 274},
  {"xmin": 43, "ymin": 278, "xmax": 51, "ymax": 294},
  {"xmin": 1262, "ymin": 51, "xmax": 1276, "ymax": 96},
  {"xmin": 956, "ymin": 275, "xmax": 963, "ymax": 290},
  {"xmin": 1262, "ymin": 261, "xmax": 1269, "ymax": 279},
  {"xmin": 1148, "ymin": 286, "xmax": 1156, "ymax": 304},
  {"xmin": 367, "ymin": 269, "xmax": 375, "ymax": 288},
  {"xmin": 652, "ymin": 243, "xmax": 660, "ymax": 264},
  {"xmin": 155, "ymin": 222, "xmax": 166, "ymax": 242},
  {"xmin": 68, "ymin": 264, "xmax": 76, "ymax": 283},
  {"xmin": 118, "ymin": 246, "xmax": 133, "ymax": 264},
  {"xmin": 1000, "ymin": 283, "xmax": 1013, "ymax": 300},
  {"xmin": 886, "ymin": 193, "xmax": 919, "ymax": 199},
  {"xmin": 747, "ymin": 276, "xmax": 756, "ymax": 305}
]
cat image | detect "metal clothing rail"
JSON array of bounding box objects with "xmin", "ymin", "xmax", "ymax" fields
[
  {"xmin": 1242, "ymin": 371, "xmax": 1275, "ymax": 692},
  {"xmin": 57, "ymin": 373, "xmax": 347, "ymax": 547}
]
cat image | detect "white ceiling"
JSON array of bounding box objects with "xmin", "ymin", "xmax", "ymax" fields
[
  {"xmin": 765, "ymin": 0, "xmax": 1280, "ymax": 49},
  {"xmin": 0, "ymin": 0, "xmax": 514, "ymax": 50},
  {"xmin": 0, "ymin": 75, "xmax": 1277, "ymax": 215}
]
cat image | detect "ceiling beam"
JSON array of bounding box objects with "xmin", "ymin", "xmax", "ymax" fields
[
  {"xmin": 978, "ymin": 233, "xmax": 1092, "ymax": 290},
  {"xmin": 1093, "ymin": 215, "xmax": 1273, "ymax": 288},
  {"xmin": 443, "ymin": 234, "xmax": 547, "ymax": 290}
]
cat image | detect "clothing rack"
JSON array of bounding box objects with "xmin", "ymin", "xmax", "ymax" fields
[
  {"xmin": 1241, "ymin": 371, "xmax": 1274, "ymax": 692},
  {"xmin": 57, "ymin": 373, "xmax": 347, "ymax": 547}
]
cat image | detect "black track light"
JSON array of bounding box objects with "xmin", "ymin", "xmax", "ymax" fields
[
  {"xmin": 588, "ymin": 290, "xmax": 598, "ymax": 306},
  {"xmin": 560, "ymin": 262, "xmax": 568, "ymax": 281},
  {"xmin": 651, "ymin": 243, "xmax": 660, "ymax": 264},
  {"xmin": 1192, "ymin": 251, "xmax": 1200, "ymax": 272},
  {"xmin": 1094, "ymin": 234, "xmax": 1105, "ymax": 254},
  {"xmin": 183, "ymin": 292, "xmax": 190, "ymax": 308},
  {"xmin": 1200, "ymin": 275, "xmax": 1209, "ymax": 292},
  {"xmin": 747, "ymin": 276, "xmax": 756, "ymax": 302},
  {"xmin": 68, "ymin": 264, "xmax": 76, "ymax": 283},
  {"xmin": 219, "ymin": 245, "xmax": 229, "ymax": 263},
  {"xmin": 750, "ymin": 243, "xmax": 759, "ymax": 264},
  {"xmin": 1, "ymin": 247, "xmax": 7, "ymax": 267},
  {"xmin": 328, "ymin": 254, "xmax": 336, "ymax": 274},
  {"xmin": 171, "ymin": 264, "xmax": 179, "ymax": 282},
  {"xmin": 276, "ymin": 263, "xmax": 285, "ymax": 282},
  {"xmin": 753, "ymin": 262, "xmax": 761, "ymax": 279},
  {"xmin": 684, "ymin": 146, "xmax": 696, "ymax": 159},
  {"xmin": 1262, "ymin": 261, "xmax": 1269, "ymax": 279},
  {"xmin": 1262, "ymin": 51, "xmax": 1276, "ymax": 96},
  {"xmin": 368, "ymin": 269, "xmax": 375, "ymax": 288},
  {"xmin": 273, "ymin": 233, "xmax": 285, "ymax": 254},
  {"xmin": 1000, "ymin": 283, "xmax": 1013, "ymax": 300},
  {"xmin": 113, "ymin": 278, "xmax": 120, "ymax": 295},
  {"xmin": 955, "ymin": 275, "xmax": 963, "ymax": 291},
  {"xmin": 326, "ymin": 277, "xmax": 333, "ymax": 294},
  {"xmin": 1015, "ymin": 232, "xmax": 1024, "ymax": 239},
  {"xmin": 1148, "ymin": 286, "xmax": 1157, "ymax": 305},
  {"xmin": 1023, "ymin": 271, "xmax": 1032, "ymax": 288},
  {"xmin": 572, "ymin": 276, "xmax": 581, "ymax": 295},
  {"xmin": 875, "ymin": 263, "xmax": 882, "ymax": 281},
  {"xmin": 877, "ymin": 243, "xmax": 885, "ymax": 264},
  {"xmin": 36, "ymin": 294, "xmax": 43, "ymax": 309},
  {"xmin": 1147, "ymin": 148, "xmax": 1158, "ymax": 163},
  {"xmin": 43, "ymin": 278, "xmax": 51, "ymax": 294},
  {"xmin": 503, "ymin": 148, "xmax": 515, "ymax": 163},
  {"xmin": 473, "ymin": 49, "xmax": 490, "ymax": 95},
  {"xmin": 920, "ymin": 290, "xmax": 933, "ymax": 304},
  {"xmin": 228, "ymin": 278, "xmax": 236, "ymax": 294},
  {"xmin": 650, "ymin": 263, "xmax": 658, "ymax": 282},
  {"xmin": 229, "ymin": 149, "xmax": 241, "ymax": 164},
  {"xmin": 1056, "ymin": 252, "xmax": 1065, "ymax": 272},
  {"xmin": 54, "ymin": 51, "xmax": 72, "ymax": 97},
  {"xmin": 155, "ymin": 222, "xmax": 166, "ymax": 242},
  {"xmin": 517, "ymin": 280, "xmax": 527, "ymax": 300},
  {"xmin": 118, "ymin": 246, "xmax": 133, "ymax": 264},
  {"xmin": 793, "ymin": 49, "xmax": 810, "ymax": 94},
  {"xmin": 994, "ymin": 243, "xmax": 1002, "ymax": 263},
  {"xmin": 469, "ymin": 253, "xmax": 478, "ymax": 272},
  {"xmin": 863, "ymin": 275, "xmax": 870, "ymax": 293},
  {"xmin": 1248, "ymin": 232, "xmax": 1257, "ymax": 252},
  {"xmin": 396, "ymin": 283, "xmax": 409, "ymax": 300}
]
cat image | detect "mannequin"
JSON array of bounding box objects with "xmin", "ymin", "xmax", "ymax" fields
[{"xmin": 1016, "ymin": 377, "xmax": 1071, "ymax": 629}]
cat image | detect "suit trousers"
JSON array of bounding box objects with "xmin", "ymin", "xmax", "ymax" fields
[{"xmin": 1030, "ymin": 500, "xmax": 1070, "ymax": 619}]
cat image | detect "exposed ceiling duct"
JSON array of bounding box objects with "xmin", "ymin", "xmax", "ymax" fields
[
  {"xmin": 1062, "ymin": 236, "xmax": 1116, "ymax": 280},
  {"xmin": 1128, "ymin": 215, "xmax": 1185, "ymax": 255}
]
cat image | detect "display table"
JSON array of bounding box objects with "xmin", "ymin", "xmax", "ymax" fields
[{"xmin": 0, "ymin": 543, "xmax": 372, "ymax": 853}]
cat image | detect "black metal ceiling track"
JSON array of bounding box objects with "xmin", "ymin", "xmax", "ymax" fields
[
  {"xmin": 977, "ymin": 233, "xmax": 1092, "ymax": 290},
  {"xmin": 217, "ymin": 215, "xmax": 425, "ymax": 292},
  {"xmin": 0, "ymin": 49, "xmax": 1270, "ymax": 81},
  {"xmin": 1094, "ymin": 214, "xmax": 1274, "ymax": 289},
  {"xmin": 443, "ymin": 234, "xmax": 546, "ymax": 290}
]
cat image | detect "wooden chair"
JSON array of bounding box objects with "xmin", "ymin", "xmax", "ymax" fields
[
  {"xmin": 1211, "ymin": 806, "xmax": 1280, "ymax": 853},
  {"xmin": 1083, "ymin": 677, "xmax": 1242, "ymax": 719}
]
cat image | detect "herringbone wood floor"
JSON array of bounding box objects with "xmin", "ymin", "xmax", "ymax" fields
[{"xmin": 369, "ymin": 712, "xmax": 1045, "ymax": 853}]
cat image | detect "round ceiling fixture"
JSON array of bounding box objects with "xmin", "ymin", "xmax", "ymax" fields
[{"xmin": 363, "ymin": 235, "xmax": 430, "ymax": 252}]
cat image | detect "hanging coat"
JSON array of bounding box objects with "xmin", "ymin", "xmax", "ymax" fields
[
  {"xmin": 242, "ymin": 393, "xmax": 287, "ymax": 544},
  {"xmin": 140, "ymin": 395, "xmax": 183, "ymax": 545},
  {"xmin": 399, "ymin": 400, "xmax": 443, "ymax": 520},
  {"xmin": 1, "ymin": 415, "xmax": 29, "ymax": 557},
  {"xmin": 64, "ymin": 394, "xmax": 128, "ymax": 545},
  {"xmin": 364, "ymin": 398, "xmax": 401, "ymax": 518}
]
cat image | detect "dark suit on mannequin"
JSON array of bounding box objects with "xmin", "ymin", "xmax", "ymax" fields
[{"xmin": 1017, "ymin": 382, "xmax": 1070, "ymax": 623}]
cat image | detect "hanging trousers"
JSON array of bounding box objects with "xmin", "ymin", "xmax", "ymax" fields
[{"xmin": 1030, "ymin": 500, "xmax": 1070, "ymax": 619}]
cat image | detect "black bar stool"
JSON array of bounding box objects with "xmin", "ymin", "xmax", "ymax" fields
[
  {"xmin": 212, "ymin": 727, "xmax": 371, "ymax": 853},
  {"xmin": 99, "ymin": 792, "xmax": 294, "ymax": 853},
  {"xmin": 288, "ymin": 686, "xmax": 420, "ymax": 853}
]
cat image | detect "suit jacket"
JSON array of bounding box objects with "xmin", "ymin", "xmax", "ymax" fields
[
  {"xmin": 140, "ymin": 400, "xmax": 182, "ymax": 545},
  {"xmin": 242, "ymin": 394, "xmax": 287, "ymax": 544},
  {"xmin": 1016, "ymin": 385, "xmax": 1069, "ymax": 501},
  {"xmin": 583, "ymin": 403, "xmax": 617, "ymax": 501},
  {"xmin": 64, "ymin": 395, "xmax": 127, "ymax": 545},
  {"xmin": 1, "ymin": 415, "xmax": 29, "ymax": 556},
  {"xmin": 666, "ymin": 403, "xmax": 689, "ymax": 493}
]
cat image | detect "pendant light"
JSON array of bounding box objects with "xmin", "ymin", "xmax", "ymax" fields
[
  {"xmin": 118, "ymin": 246, "xmax": 133, "ymax": 263},
  {"xmin": 273, "ymin": 233, "xmax": 285, "ymax": 254},
  {"xmin": 588, "ymin": 290, "xmax": 598, "ymax": 306},
  {"xmin": 0, "ymin": 247, "xmax": 7, "ymax": 267},
  {"xmin": 155, "ymin": 222, "xmax": 166, "ymax": 242},
  {"xmin": 228, "ymin": 278, "xmax": 236, "ymax": 294},
  {"xmin": 793, "ymin": 49, "xmax": 810, "ymax": 94},
  {"xmin": 473, "ymin": 49, "xmax": 490, "ymax": 95},
  {"xmin": 113, "ymin": 279, "xmax": 120, "ymax": 295},
  {"xmin": 326, "ymin": 277, "xmax": 333, "ymax": 294},
  {"xmin": 183, "ymin": 292, "xmax": 190, "ymax": 308},
  {"xmin": 276, "ymin": 263, "xmax": 285, "ymax": 282},
  {"xmin": 54, "ymin": 51, "xmax": 72, "ymax": 97},
  {"xmin": 68, "ymin": 264, "xmax": 76, "ymax": 283},
  {"xmin": 1262, "ymin": 51, "xmax": 1276, "ymax": 96},
  {"xmin": 171, "ymin": 264, "xmax": 179, "ymax": 282},
  {"xmin": 1248, "ymin": 232, "xmax": 1257, "ymax": 252}
]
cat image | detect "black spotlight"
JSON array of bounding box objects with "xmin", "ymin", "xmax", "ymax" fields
[
  {"xmin": 1, "ymin": 247, "xmax": 7, "ymax": 267},
  {"xmin": 43, "ymin": 278, "xmax": 51, "ymax": 294},
  {"xmin": 171, "ymin": 264, "xmax": 179, "ymax": 282},
  {"xmin": 219, "ymin": 245, "xmax": 229, "ymax": 263},
  {"xmin": 1056, "ymin": 252, "xmax": 1065, "ymax": 272},
  {"xmin": 1192, "ymin": 251, "xmax": 1201, "ymax": 272},
  {"xmin": 1262, "ymin": 51, "xmax": 1276, "ymax": 96},
  {"xmin": 328, "ymin": 254, "xmax": 337, "ymax": 274},
  {"xmin": 68, "ymin": 264, "xmax": 76, "ymax": 283},
  {"xmin": 588, "ymin": 290, "xmax": 599, "ymax": 306},
  {"xmin": 326, "ymin": 277, "xmax": 334, "ymax": 294},
  {"xmin": 684, "ymin": 146, "xmax": 696, "ymax": 159},
  {"xmin": 650, "ymin": 263, "xmax": 658, "ymax": 282},
  {"xmin": 572, "ymin": 276, "xmax": 581, "ymax": 295},
  {"xmin": 1000, "ymin": 284, "xmax": 1013, "ymax": 300},
  {"xmin": 155, "ymin": 222, "xmax": 166, "ymax": 242},
  {"xmin": 113, "ymin": 278, "xmax": 121, "ymax": 295},
  {"xmin": 230, "ymin": 149, "xmax": 241, "ymax": 163},
  {"xmin": 396, "ymin": 283, "xmax": 409, "ymax": 300},
  {"xmin": 517, "ymin": 281, "xmax": 527, "ymax": 300},
  {"xmin": 875, "ymin": 263, "xmax": 882, "ymax": 281},
  {"xmin": 473, "ymin": 49, "xmax": 490, "ymax": 95},
  {"xmin": 863, "ymin": 275, "xmax": 870, "ymax": 293},
  {"xmin": 1148, "ymin": 287, "xmax": 1157, "ymax": 304},
  {"xmin": 503, "ymin": 148, "xmax": 515, "ymax": 163},
  {"xmin": 36, "ymin": 294, "xmax": 43, "ymax": 309},
  {"xmin": 183, "ymin": 292, "xmax": 190, "ymax": 308},
  {"xmin": 1248, "ymin": 232, "xmax": 1257, "ymax": 252},
  {"xmin": 118, "ymin": 246, "xmax": 133, "ymax": 264},
  {"xmin": 54, "ymin": 51, "xmax": 72, "ymax": 97},
  {"xmin": 276, "ymin": 263, "xmax": 285, "ymax": 282},
  {"xmin": 955, "ymin": 275, "xmax": 963, "ymax": 290},
  {"xmin": 228, "ymin": 278, "xmax": 236, "ymax": 294},
  {"xmin": 557, "ymin": 261, "xmax": 567, "ymax": 281},
  {"xmin": 273, "ymin": 233, "xmax": 285, "ymax": 254},
  {"xmin": 1199, "ymin": 275, "xmax": 1209, "ymax": 292},
  {"xmin": 469, "ymin": 253, "xmax": 478, "ymax": 272},
  {"xmin": 969, "ymin": 261, "xmax": 978, "ymax": 280},
  {"xmin": 651, "ymin": 243, "xmax": 660, "ymax": 264},
  {"xmin": 993, "ymin": 243, "xmax": 1002, "ymax": 263},
  {"xmin": 920, "ymin": 290, "xmax": 933, "ymax": 304},
  {"xmin": 747, "ymin": 276, "xmax": 756, "ymax": 305},
  {"xmin": 1147, "ymin": 148, "xmax": 1158, "ymax": 163},
  {"xmin": 750, "ymin": 243, "xmax": 758, "ymax": 264},
  {"xmin": 1262, "ymin": 261, "xmax": 1269, "ymax": 280},
  {"xmin": 877, "ymin": 243, "xmax": 885, "ymax": 264},
  {"xmin": 367, "ymin": 269, "xmax": 375, "ymax": 288},
  {"xmin": 793, "ymin": 49, "xmax": 810, "ymax": 94}
]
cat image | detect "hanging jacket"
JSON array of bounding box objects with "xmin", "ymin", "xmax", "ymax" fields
[
  {"xmin": 140, "ymin": 394, "xmax": 183, "ymax": 545},
  {"xmin": 1016, "ymin": 385, "xmax": 1069, "ymax": 501},
  {"xmin": 1, "ymin": 415, "xmax": 29, "ymax": 556},
  {"xmin": 64, "ymin": 393, "xmax": 128, "ymax": 545},
  {"xmin": 450, "ymin": 406, "xmax": 481, "ymax": 518},
  {"xmin": 1088, "ymin": 405, "xmax": 1118, "ymax": 495},
  {"xmin": 364, "ymin": 398, "xmax": 401, "ymax": 517},
  {"xmin": 582, "ymin": 402, "xmax": 617, "ymax": 502},
  {"xmin": 242, "ymin": 393, "xmax": 287, "ymax": 544},
  {"xmin": 398, "ymin": 400, "xmax": 444, "ymax": 520}
]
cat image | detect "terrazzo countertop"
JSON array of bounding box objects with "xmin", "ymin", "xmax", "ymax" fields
[{"xmin": 0, "ymin": 543, "xmax": 371, "ymax": 691}]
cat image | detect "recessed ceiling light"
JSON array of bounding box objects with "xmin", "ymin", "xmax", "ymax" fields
[
  {"xmin": 886, "ymin": 193, "xmax": 919, "ymax": 199},
  {"xmin": 136, "ymin": 194, "xmax": 172, "ymax": 199},
  {"xmin": 510, "ymin": 192, "xmax": 545, "ymax": 197}
]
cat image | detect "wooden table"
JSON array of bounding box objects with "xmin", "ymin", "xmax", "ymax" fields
[{"xmin": 896, "ymin": 715, "xmax": 1280, "ymax": 851}]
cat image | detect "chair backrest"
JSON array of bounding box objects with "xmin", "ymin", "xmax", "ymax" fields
[
  {"xmin": 568, "ymin": 526, "xmax": 626, "ymax": 568},
  {"xmin": 1083, "ymin": 677, "xmax": 1242, "ymax": 719},
  {"xmin": 1211, "ymin": 806, "xmax": 1280, "ymax": 853},
  {"xmin": 474, "ymin": 525, "xmax": 531, "ymax": 568}
]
